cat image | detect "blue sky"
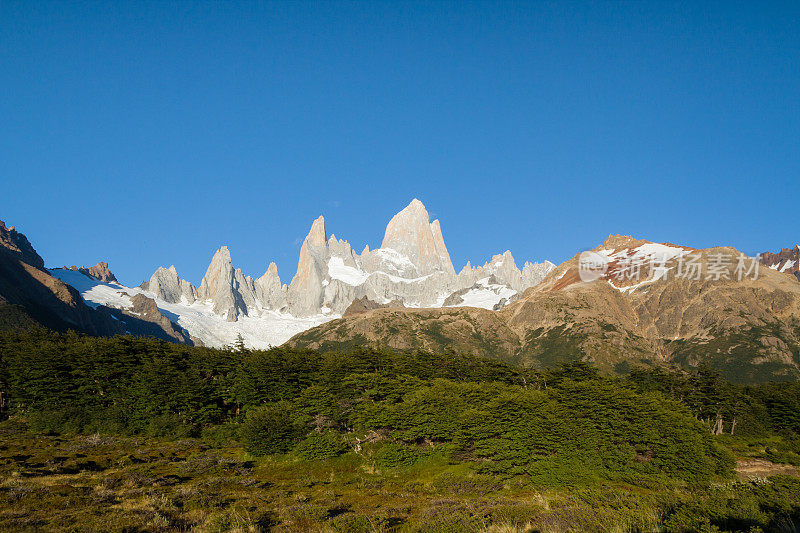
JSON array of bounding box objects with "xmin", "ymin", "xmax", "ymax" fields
[{"xmin": 2, "ymin": 1, "xmax": 798, "ymax": 286}]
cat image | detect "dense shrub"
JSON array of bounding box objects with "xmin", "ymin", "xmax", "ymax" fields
[
  {"xmin": 358, "ymin": 378, "xmax": 731, "ymax": 483},
  {"xmin": 293, "ymin": 431, "xmax": 349, "ymax": 459},
  {"xmin": 239, "ymin": 402, "xmax": 302, "ymax": 455},
  {"xmin": 663, "ymin": 477, "xmax": 800, "ymax": 532},
  {"xmin": 373, "ymin": 442, "xmax": 423, "ymax": 468},
  {"xmin": 201, "ymin": 423, "xmax": 241, "ymax": 447},
  {"xmin": 3, "ymin": 329, "xmax": 798, "ymax": 484}
]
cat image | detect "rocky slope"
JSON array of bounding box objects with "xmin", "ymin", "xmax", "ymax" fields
[
  {"xmin": 289, "ymin": 235, "xmax": 800, "ymax": 383},
  {"xmin": 0, "ymin": 220, "xmax": 193, "ymax": 343}
]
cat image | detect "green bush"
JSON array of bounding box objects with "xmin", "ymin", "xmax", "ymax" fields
[
  {"xmin": 373, "ymin": 442, "xmax": 421, "ymax": 468},
  {"xmin": 201, "ymin": 423, "xmax": 241, "ymax": 447},
  {"xmin": 293, "ymin": 431, "xmax": 349, "ymax": 459},
  {"xmin": 239, "ymin": 401, "xmax": 302, "ymax": 455},
  {"xmin": 26, "ymin": 407, "xmax": 90, "ymax": 435},
  {"xmin": 144, "ymin": 413, "xmax": 195, "ymax": 439}
]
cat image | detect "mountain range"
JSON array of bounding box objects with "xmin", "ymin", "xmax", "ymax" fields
[
  {"xmin": 0, "ymin": 200, "xmax": 554, "ymax": 348},
  {"xmin": 289, "ymin": 235, "xmax": 800, "ymax": 383},
  {"xmin": 2, "ymin": 200, "xmax": 799, "ymax": 383}
]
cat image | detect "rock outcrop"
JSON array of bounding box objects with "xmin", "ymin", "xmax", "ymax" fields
[
  {"xmin": 82, "ymin": 292, "xmax": 195, "ymax": 344},
  {"xmin": 761, "ymin": 245, "xmax": 800, "ymax": 282},
  {"xmin": 343, "ymin": 296, "xmax": 405, "ymax": 317},
  {"xmin": 81, "ymin": 262, "xmax": 118, "ymax": 283}
]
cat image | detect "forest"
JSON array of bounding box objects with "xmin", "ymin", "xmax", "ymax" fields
[{"xmin": 1, "ymin": 328, "xmax": 799, "ymax": 531}]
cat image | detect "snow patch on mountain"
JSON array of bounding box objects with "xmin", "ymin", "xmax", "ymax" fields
[
  {"xmin": 328, "ymin": 257, "xmax": 370, "ymax": 286},
  {"xmin": 455, "ymin": 278, "xmax": 517, "ymax": 310},
  {"xmin": 51, "ymin": 268, "xmax": 335, "ymax": 349}
]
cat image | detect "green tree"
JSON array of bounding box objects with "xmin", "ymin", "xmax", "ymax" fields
[{"xmin": 239, "ymin": 401, "xmax": 303, "ymax": 455}]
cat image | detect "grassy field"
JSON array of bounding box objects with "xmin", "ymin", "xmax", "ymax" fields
[{"xmin": 1, "ymin": 419, "xmax": 799, "ymax": 533}]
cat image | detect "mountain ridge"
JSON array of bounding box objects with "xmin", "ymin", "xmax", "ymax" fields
[
  {"xmin": 1, "ymin": 200, "xmax": 551, "ymax": 348},
  {"xmin": 127, "ymin": 199, "xmax": 554, "ymax": 346},
  {"xmin": 289, "ymin": 235, "xmax": 800, "ymax": 383}
]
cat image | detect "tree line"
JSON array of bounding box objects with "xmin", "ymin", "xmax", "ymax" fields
[{"xmin": 1, "ymin": 328, "xmax": 798, "ymax": 484}]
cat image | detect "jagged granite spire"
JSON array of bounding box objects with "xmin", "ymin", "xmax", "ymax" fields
[
  {"xmin": 379, "ymin": 199, "xmax": 455, "ymax": 276},
  {"xmin": 134, "ymin": 200, "xmax": 554, "ymax": 323},
  {"xmin": 287, "ymin": 216, "xmax": 329, "ymax": 316},
  {"xmin": 256, "ymin": 262, "xmax": 286, "ymax": 310},
  {"xmin": 144, "ymin": 265, "xmax": 197, "ymax": 304},
  {"xmin": 198, "ymin": 246, "xmax": 248, "ymax": 321}
]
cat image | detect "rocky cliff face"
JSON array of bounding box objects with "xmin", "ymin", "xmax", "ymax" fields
[
  {"xmin": 379, "ymin": 199, "xmax": 455, "ymax": 276},
  {"xmin": 255, "ymin": 262, "xmax": 286, "ymax": 310},
  {"xmin": 286, "ymin": 216, "xmax": 330, "ymax": 316},
  {"xmin": 198, "ymin": 246, "xmax": 250, "ymax": 321},
  {"xmin": 142, "ymin": 266, "xmax": 198, "ymax": 304},
  {"xmin": 0, "ymin": 220, "xmax": 45, "ymax": 270}
]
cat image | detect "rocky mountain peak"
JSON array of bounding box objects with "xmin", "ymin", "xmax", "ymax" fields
[
  {"xmin": 287, "ymin": 217, "xmax": 331, "ymax": 316},
  {"xmin": 199, "ymin": 246, "xmax": 247, "ymax": 321},
  {"xmin": 144, "ymin": 264, "xmax": 197, "ymax": 304},
  {"xmin": 761, "ymin": 245, "xmax": 800, "ymax": 282},
  {"xmin": 82, "ymin": 261, "xmax": 117, "ymax": 283},
  {"xmin": 69, "ymin": 200, "xmax": 554, "ymax": 334},
  {"xmin": 380, "ymin": 199, "xmax": 455, "ymax": 275},
  {"xmin": 306, "ymin": 216, "xmax": 327, "ymax": 249},
  {"xmin": 600, "ymin": 234, "xmax": 649, "ymax": 252},
  {"xmin": 0, "ymin": 220, "xmax": 45, "ymax": 270}
]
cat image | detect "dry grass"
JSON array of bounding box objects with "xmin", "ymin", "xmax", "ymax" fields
[{"xmin": 1, "ymin": 420, "xmax": 798, "ymax": 532}]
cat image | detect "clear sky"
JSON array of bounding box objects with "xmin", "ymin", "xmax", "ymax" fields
[{"xmin": 2, "ymin": 1, "xmax": 798, "ymax": 286}]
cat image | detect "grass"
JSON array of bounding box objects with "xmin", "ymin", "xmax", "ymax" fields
[{"xmin": 0, "ymin": 419, "xmax": 798, "ymax": 532}]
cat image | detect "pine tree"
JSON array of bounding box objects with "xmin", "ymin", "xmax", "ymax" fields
[{"xmin": 234, "ymin": 333, "xmax": 247, "ymax": 353}]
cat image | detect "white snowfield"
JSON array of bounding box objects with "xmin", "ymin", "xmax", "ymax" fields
[
  {"xmin": 597, "ymin": 243, "xmax": 687, "ymax": 264},
  {"xmin": 447, "ymin": 277, "xmax": 518, "ymax": 310},
  {"xmin": 327, "ymin": 257, "xmax": 370, "ymax": 286},
  {"xmin": 50, "ymin": 268, "xmax": 335, "ymax": 349},
  {"xmin": 327, "ymin": 256, "xmax": 434, "ymax": 286}
]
